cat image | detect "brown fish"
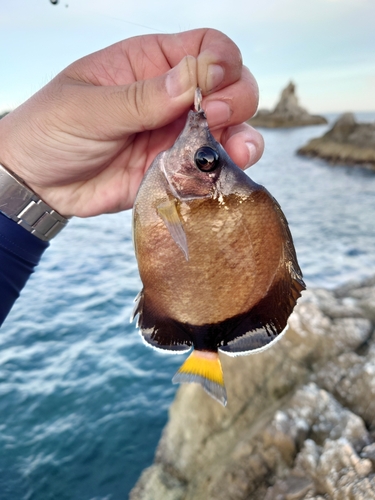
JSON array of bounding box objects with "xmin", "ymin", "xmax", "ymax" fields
[{"xmin": 132, "ymin": 88, "xmax": 305, "ymax": 406}]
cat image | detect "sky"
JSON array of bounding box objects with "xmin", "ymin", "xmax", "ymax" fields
[{"xmin": 0, "ymin": 0, "xmax": 374, "ymax": 115}]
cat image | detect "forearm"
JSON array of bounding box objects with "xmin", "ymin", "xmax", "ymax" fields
[{"xmin": 0, "ymin": 212, "xmax": 48, "ymax": 326}]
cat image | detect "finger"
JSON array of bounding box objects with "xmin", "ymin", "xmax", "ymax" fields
[
  {"xmin": 72, "ymin": 28, "xmax": 243, "ymax": 95},
  {"xmin": 62, "ymin": 28, "xmax": 252, "ymax": 136},
  {"xmin": 202, "ymin": 66, "xmax": 259, "ymax": 131},
  {"xmin": 196, "ymin": 29, "xmax": 243, "ymax": 94},
  {"xmin": 161, "ymin": 28, "xmax": 243, "ymax": 94},
  {"xmin": 151, "ymin": 28, "xmax": 243, "ymax": 95},
  {"xmin": 220, "ymin": 123, "xmax": 264, "ymax": 169},
  {"xmin": 58, "ymin": 55, "xmax": 198, "ymax": 137}
]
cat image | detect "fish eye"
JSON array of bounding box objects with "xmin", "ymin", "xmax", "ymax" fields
[{"xmin": 194, "ymin": 147, "xmax": 220, "ymax": 172}]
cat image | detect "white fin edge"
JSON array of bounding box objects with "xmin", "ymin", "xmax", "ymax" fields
[
  {"xmin": 138, "ymin": 329, "xmax": 192, "ymax": 355},
  {"xmin": 218, "ymin": 325, "xmax": 289, "ymax": 357}
]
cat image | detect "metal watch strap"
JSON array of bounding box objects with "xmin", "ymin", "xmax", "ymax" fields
[{"xmin": 0, "ymin": 163, "xmax": 69, "ymax": 241}]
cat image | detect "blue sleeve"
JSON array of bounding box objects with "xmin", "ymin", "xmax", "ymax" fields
[{"xmin": 0, "ymin": 212, "xmax": 49, "ymax": 326}]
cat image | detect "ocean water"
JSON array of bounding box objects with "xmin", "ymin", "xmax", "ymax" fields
[{"xmin": 1, "ymin": 113, "xmax": 375, "ymax": 499}]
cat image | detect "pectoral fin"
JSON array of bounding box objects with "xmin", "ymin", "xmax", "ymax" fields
[{"xmin": 157, "ymin": 200, "xmax": 189, "ymax": 260}]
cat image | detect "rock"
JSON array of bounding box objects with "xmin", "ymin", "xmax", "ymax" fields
[
  {"xmin": 297, "ymin": 113, "xmax": 375, "ymax": 170},
  {"xmin": 130, "ymin": 278, "xmax": 375, "ymax": 500},
  {"xmin": 302, "ymin": 288, "xmax": 363, "ymax": 319},
  {"xmin": 345, "ymin": 287, "xmax": 375, "ymax": 323},
  {"xmin": 296, "ymin": 437, "xmax": 375, "ymax": 500},
  {"xmin": 313, "ymin": 345, "xmax": 375, "ymax": 429},
  {"xmin": 361, "ymin": 443, "xmax": 375, "ymax": 466},
  {"xmin": 325, "ymin": 112, "xmax": 358, "ymax": 143},
  {"xmin": 248, "ymin": 82, "xmax": 327, "ymax": 128},
  {"xmin": 334, "ymin": 275, "xmax": 375, "ymax": 298},
  {"xmin": 0, "ymin": 111, "xmax": 9, "ymax": 120},
  {"xmin": 129, "ymin": 465, "xmax": 187, "ymax": 500},
  {"xmin": 264, "ymin": 473, "xmax": 315, "ymax": 500}
]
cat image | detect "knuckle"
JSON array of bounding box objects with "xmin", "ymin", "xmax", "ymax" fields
[{"xmin": 123, "ymin": 81, "xmax": 148, "ymax": 131}]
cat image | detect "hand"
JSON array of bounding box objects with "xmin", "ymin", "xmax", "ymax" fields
[{"xmin": 0, "ymin": 28, "xmax": 264, "ymax": 218}]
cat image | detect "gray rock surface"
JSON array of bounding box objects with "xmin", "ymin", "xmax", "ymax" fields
[
  {"xmin": 249, "ymin": 82, "xmax": 327, "ymax": 128},
  {"xmin": 130, "ymin": 278, "xmax": 375, "ymax": 500},
  {"xmin": 298, "ymin": 112, "xmax": 375, "ymax": 170}
]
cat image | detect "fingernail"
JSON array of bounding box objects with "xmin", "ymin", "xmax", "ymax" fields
[
  {"xmin": 204, "ymin": 100, "xmax": 232, "ymax": 129},
  {"xmin": 166, "ymin": 55, "xmax": 196, "ymax": 98},
  {"xmin": 206, "ymin": 64, "xmax": 224, "ymax": 92},
  {"xmin": 246, "ymin": 142, "xmax": 257, "ymax": 166}
]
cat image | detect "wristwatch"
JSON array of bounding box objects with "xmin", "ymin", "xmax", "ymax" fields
[{"xmin": 0, "ymin": 163, "xmax": 69, "ymax": 241}]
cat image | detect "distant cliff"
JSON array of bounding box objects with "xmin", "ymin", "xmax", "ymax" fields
[
  {"xmin": 298, "ymin": 112, "xmax": 375, "ymax": 170},
  {"xmin": 131, "ymin": 276, "xmax": 375, "ymax": 500},
  {"xmin": 249, "ymin": 82, "xmax": 327, "ymax": 128}
]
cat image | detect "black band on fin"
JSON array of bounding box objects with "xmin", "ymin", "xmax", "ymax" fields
[
  {"xmin": 133, "ymin": 290, "xmax": 192, "ymax": 353},
  {"xmin": 218, "ymin": 273, "xmax": 305, "ymax": 355}
]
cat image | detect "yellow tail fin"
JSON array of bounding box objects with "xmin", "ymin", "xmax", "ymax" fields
[{"xmin": 172, "ymin": 350, "xmax": 227, "ymax": 406}]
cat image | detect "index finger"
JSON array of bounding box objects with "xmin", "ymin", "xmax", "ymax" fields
[{"xmin": 158, "ymin": 28, "xmax": 243, "ymax": 95}]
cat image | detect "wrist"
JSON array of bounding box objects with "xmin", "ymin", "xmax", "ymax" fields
[{"xmin": 0, "ymin": 163, "xmax": 69, "ymax": 241}]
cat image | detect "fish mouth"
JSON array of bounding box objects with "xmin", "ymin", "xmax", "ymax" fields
[{"xmin": 194, "ymin": 87, "xmax": 203, "ymax": 112}]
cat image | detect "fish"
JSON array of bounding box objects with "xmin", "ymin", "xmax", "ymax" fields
[{"xmin": 132, "ymin": 88, "xmax": 305, "ymax": 406}]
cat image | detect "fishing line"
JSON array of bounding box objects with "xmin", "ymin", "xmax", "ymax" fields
[
  {"xmin": 49, "ymin": 0, "xmax": 193, "ymax": 66},
  {"xmin": 98, "ymin": 12, "xmax": 192, "ymax": 65},
  {"xmin": 101, "ymin": 15, "xmax": 165, "ymax": 34},
  {"xmin": 50, "ymin": 0, "xmax": 194, "ymax": 93}
]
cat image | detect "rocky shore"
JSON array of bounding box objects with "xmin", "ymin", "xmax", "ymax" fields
[
  {"xmin": 249, "ymin": 82, "xmax": 327, "ymax": 128},
  {"xmin": 298, "ymin": 112, "xmax": 375, "ymax": 170},
  {"xmin": 130, "ymin": 275, "xmax": 375, "ymax": 500}
]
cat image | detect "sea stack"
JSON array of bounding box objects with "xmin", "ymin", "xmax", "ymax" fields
[
  {"xmin": 249, "ymin": 81, "xmax": 327, "ymax": 128},
  {"xmin": 298, "ymin": 112, "xmax": 375, "ymax": 170}
]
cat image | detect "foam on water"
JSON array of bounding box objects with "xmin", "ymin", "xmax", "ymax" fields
[{"xmin": 1, "ymin": 113, "xmax": 375, "ymax": 499}]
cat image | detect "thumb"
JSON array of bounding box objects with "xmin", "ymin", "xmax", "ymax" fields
[{"xmin": 86, "ymin": 55, "xmax": 198, "ymax": 136}]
